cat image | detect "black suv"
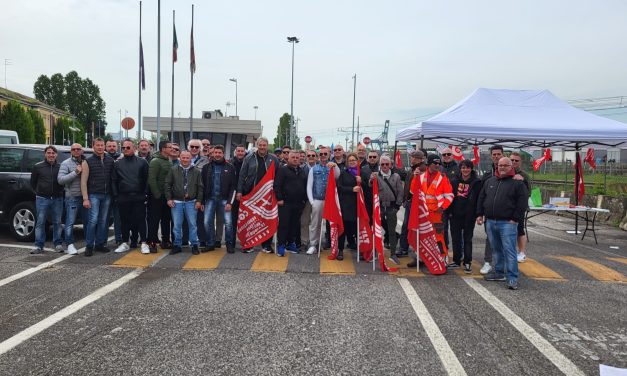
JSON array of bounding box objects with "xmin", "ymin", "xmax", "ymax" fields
[{"xmin": 0, "ymin": 144, "xmax": 92, "ymax": 241}]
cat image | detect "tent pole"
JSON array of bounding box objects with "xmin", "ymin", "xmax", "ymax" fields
[
  {"xmin": 420, "ymin": 135, "xmax": 424, "ymax": 149},
  {"xmin": 574, "ymin": 143, "xmax": 580, "ymax": 234}
]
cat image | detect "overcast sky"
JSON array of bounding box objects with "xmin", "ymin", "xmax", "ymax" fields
[{"xmin": 2, "ymin": 0, "xmax": 627, "ymax": 147}]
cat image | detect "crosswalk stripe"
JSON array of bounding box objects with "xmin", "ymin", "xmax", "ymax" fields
[
  {"xmin": 606, "ymin": 257, "xmax": 627, "ymax": 266},
  {"xmin": 182, "ymin": 249, "xmax": 226, "ymax": 270},
  {"xmin": 250, "ymin": 251, "xmax": 289, "ymax": 273},
  {"xmin": 518, "ymin": 258, "xmax": 565, "ymax": 280},
  {"xmin": 112, "ymin": 249, "xmax": 166, "ymax": 268},
  {"xmin": 464, "ymin": 278, "xmax": 585, "ymax": 376},
  {"xmin": 398, "ymin": 278, "xmax": 467, "ymax": 376},
  {"xmin": 319, "ymin": 249, "xmax": 355, "ymax": 275},
  {"xmin": 552, "ymin": 256, "xmax": 627, "ymax": 282}
]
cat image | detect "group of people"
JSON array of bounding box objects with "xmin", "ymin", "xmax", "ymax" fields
[{"xmin": 31, "ymin": 137, "xmax": 529, "ymax": 289}]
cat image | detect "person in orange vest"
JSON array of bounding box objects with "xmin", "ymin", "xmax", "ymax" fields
[{"xmin": 419, "ymin": 154, "xmax": 454, "ymax": 260}]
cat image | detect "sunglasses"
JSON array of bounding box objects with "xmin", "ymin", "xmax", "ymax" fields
[
  {"xmin": 190, "ymin": 145, "xmax": 200, "ymax": 149},
  {"xmin": 511, "ymin": 159, "xmax": 521, "ymax": 162},
  {"xmin": 319, "ymin": 152, "xmax": 328, "ymax": 156},
  {"xmin": 368, "ymin": 156, "xmax": 378, "ymax": 159},
  {"xmin": 380, "ymin": 163, "xmax": 390, "ymax": 166},
  {"xmin": 122, "ymin": 146, "xmax": 132, "ymax": 150},
  {"xmin": 202, "ymin": 143, "xmax": 210, "ymax": 147},
  {"xmin": 172, "ymin": 148, "xmax": 180, "ymax": 152},
  {"xmin": 282, "ymin": 151, "xmax": 289, "ymax": 154},
  {"xmin": 442, "ymin": 153, "xmax": 452, "ymax": 156},
  {"xmin": 334, "ymin": 149, "xmax": 342, "ymax": 152},
  {"xmin": 71, "ymin": 148, "xmax": 82, "ymax": 151},
  {"xmin": 307, "ymin": 154, "xmax": 316, "ymax": 158},
  {"xmin": 431, "ymin": 162, "xmax": 441, "ymax": 165}
]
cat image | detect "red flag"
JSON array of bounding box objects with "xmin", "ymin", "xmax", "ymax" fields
[
  {"xmin": 584, "ymin": 148, "xmax": 596, "ymax": 170},
  {"xmin": 190, "ymin": 16, "xmax": 196, "ymax": 73},
  {"xmin": 395, "ymin": 150, "xmax": 402, "ymax": 168},
  {"xmin": 451, "ymin": 146, "xmax": 464, "ymax": 161},
  {"xmin": 356, "ymin": 190, "xmax": 373, "ymax": 262},
  {"xmin": 471, "ymin": 145, "xmax": 480, "ymax": 166},
  {"xmin": 173, "ymin": 21, "xmax": 178, "ymax": 62},
  {"xmin": 323, "ymin": 168, "xmax": 344, "ymax": 260},
  {"xmin": 533, "ymin": 148, "xmax": 552, "ymax": 171},
  {"xmin": 237, "ymin": 162, "xmax": 278, "ymax": 248},
  {"xmin": 406, "ymin": 179, "xmax": 447, "ymax": 275},
  {"xmin": 372, "ymin": 178, "xmax": 397, "ymax": 272},
  {"xmin": 575, "ymin": 153, "xmax": 585, "ymax": 202}
]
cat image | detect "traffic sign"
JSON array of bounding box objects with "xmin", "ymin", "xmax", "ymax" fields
[
  {"xmin": 363, "ymin": 136, "xmax": 371, "ymax": 145},
  {"xmin": 305, "ymin": 135, "xmax": 312, "ymax": 144},
  {"xmin": 121, "ymin": 117, "xmax": 135, "ymax": 130}
]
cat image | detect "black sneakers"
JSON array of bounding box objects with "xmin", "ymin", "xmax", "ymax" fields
[
  {"xmin": 447, "ymin": 262, "xmax": 461, "ymax": 269},
  {"xmin": 170, "ymin": 246, "xmax": 182, "ymax": 255},
  {"xmin": 95, "ymin": 245, "xmax": 111, "ymax": 253},
  {"xmin": 191, "ymin": 245, "xmax": 200, "ymax": 255},
  {"xmin": 84, "ymin": 247, "xmax": 94, "ymax": 257},
  {"xmin": 463, "ymin": 263, "xmax": 472, "ymax": 274},
  {"xmin": 484, "ymin": 273, "xmax": 506, "ymax": 282}
]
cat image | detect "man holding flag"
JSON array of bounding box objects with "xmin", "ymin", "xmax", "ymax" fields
[
  {"xmin": 420, "ymin": 154, "xmax": 454, "ymax": 260},
  {"xmin": 236, "ymin": 137, "xmax": 279, "ymax": 253}
]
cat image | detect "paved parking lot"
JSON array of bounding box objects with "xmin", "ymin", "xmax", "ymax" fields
[{"xmin": 0, "ymin": 215, "xmax": 625, "ymax": 375}]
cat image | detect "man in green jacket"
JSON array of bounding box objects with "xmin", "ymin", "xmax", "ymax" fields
[
  {"xmin": 147, "ymin": 141, "xmax": 174, "ymax": 252},
  {"xmin": 165, "ymin": 150, "xmax": 204, "ymax": 255}
]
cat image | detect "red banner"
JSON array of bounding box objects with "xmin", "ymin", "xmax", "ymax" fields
[
  {"xmin": 533, "ymin": 148, "xmax": 552, "ymax": 171},
  {"xmin": 451, "ymin": 146, "xmax": 464, "ymax": 161},
  {"xmin": 395, "ymin": 150, "xmax": 402, "ymax": 168},
  {"xmin": 372, "ymin": 178, "xmax": 397, "ymax": 272},
  {"xmin": 471, "ymin": 145, "xmax": 480, "ymax": 166},
  {"xmin": 584, "ymin": 148, "xmax": 596, "ymax": 170},
  {"xmin": 357, "ymin": 190, "xmax": 373, "ymax": 262},
  {"xmin": 407, "ymin": 181, "xmax": 446, "ymax": 275},
  {"xmin": 323, "ymin": 168, "xmax": 344, "ymax": 260},
  {"xmin": 575, "ymin": 152, "xmax": 585, "ymax": 202},
  {"xmin": 237, "ymin": 162, "xmax": 278, "ymax": 249}
]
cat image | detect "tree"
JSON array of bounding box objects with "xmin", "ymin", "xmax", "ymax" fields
[
  {"xmin": 273, "ymin": 113, "xmax": 300, "ymax": 149},
  {"xmin": 54, "ymin": 117, "xmax": 85, "ymax": 145},
  {"xmin": 33, "ymin": 70, "xmax": 106, "ymax": 144},
  {"xmin": 0, "ymin": 101, "xmax": 35, "ymax": 143},
  {"xmin": 28, "ymin": 109, "xmax": 46, "ymax": 144}
]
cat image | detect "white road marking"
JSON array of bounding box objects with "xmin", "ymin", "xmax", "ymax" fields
[
  {"xmin": 0, "ymin": 244, "xmax": 54, "ymax": 252},
  {"xmin": 398, "ymin": 278, "xmax": 467, "ymax": 376},
  {"xmin": 463, "ymin": 278, "xmax": 586, "ymax": 376},
  {"xmin": 0, "ymin": 237, "xmax": 114, "ymax": 288},
  {"xmin": 0, "ymin": 251, "xmax": 168, "ymax": 356}
]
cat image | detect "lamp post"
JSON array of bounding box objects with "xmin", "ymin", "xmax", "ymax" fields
[
  {"xmin": 229, "ymin": 78, "xmax": 238, "ymax": 117},
  {"xmin": 287, "ymin": 36, "xmax": 299, "ymax": 147},
  {"xmin": 253, "ymin": 105, "xmax": 258, "ymax": 120}
]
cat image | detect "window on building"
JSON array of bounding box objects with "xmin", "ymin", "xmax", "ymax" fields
[
  {"xmin": 211, "ymin": 133, "xmax": 227, "ymax": 147},
  {"xmin": 230, "ymin": 134, "xmax": 248, "ymax": 154}
]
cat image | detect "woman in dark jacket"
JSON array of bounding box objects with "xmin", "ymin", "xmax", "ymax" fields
[
  {"xmin": 448, "ymin": 159, "xmax": 482, "ymax": 273},
  {"xmin": 336, "ymin": 153, "xmax": 368, "ymax": 260}
]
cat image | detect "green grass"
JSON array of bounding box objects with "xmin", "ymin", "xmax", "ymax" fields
[{"xmin": 530, "ymin": 172, "xmax": 627, "ymax": 196}]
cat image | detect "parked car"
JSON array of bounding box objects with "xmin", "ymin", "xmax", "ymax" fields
[
  {"xmin": 0, "ymin": 144, "xmax": 93, "ymax": 241},
  {"xmin": 0, "ymin": 130, "xmax": 19, "ymax": 144}
]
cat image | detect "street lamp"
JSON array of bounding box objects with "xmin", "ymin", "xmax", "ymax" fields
[
  {"xmin": 229, "ymin": 78, "xmax": 238, "ymax": 117},
  {"xmin": 287, "ymin": 36, "xmax": 299, "ymax": 147},
  {"xmin": 253, "ymin": 105, "xmax": 258, "ymax": 120}
]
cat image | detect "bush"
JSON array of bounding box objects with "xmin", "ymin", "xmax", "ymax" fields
[{"xmin": 0, "ymin": 101, "xmax": 35, "ymax": 143}]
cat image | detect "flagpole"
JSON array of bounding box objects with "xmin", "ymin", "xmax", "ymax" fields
[
  {"xmin": 356, "ymin": 216, "xmax": 360, "ymax": 263},
  {"xmin": 416, "ymin": 227, "xmax": 420, "ymax": 273},
  {"xmin": 318, "ymin": 218, "xmax": 323, "ymax": 258},
  {"xmin": 171, "ymin": 9, "xmax": 175, "ymax": 142},
  {"xmin": 157, "ymin": 0, "xmax": 161, "ymax": 142},
  {"xmin": 138, "ymin": 1, "xmax": 142, "ymax": 138},
  {"xmin": 372, "ymin": 230, "xmax": 375, "ymax": 271},
  {"xmin": 189, "ymin": 4, "xmax": 194, "ymax": 141}
]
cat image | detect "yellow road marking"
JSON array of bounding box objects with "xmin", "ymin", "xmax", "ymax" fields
[
  {"xmin": 518, "ymin": 258, "xmax": 565, "ymax": 280},
  {"xmin": 112, "ymin": 248, "xmax": 165, "ymax": 268},
  {"xmin": 606, "ymin": 257, "xmax": 627, "ymax": 266},
  {"xmin": 453, "ymin": 262, "xmax": 483, "ymax": 279},
  {"xmin": 182, "ymin": 249, "xmax": 226, "ymax": 270},
  {"xmin": 251, "ymin": 251, "xmax": 289, "ymax": 273},
  {"xmin": 553, "ymin": 256, "xmax": 627, "ymax": 282},
  {"xmin": 319, "ymin": 249, "xmax": 356, "ymax": 275}
]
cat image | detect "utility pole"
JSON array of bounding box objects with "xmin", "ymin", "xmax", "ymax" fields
[{"xmin": 287, "ymin": 36, "xmax": 299, "ymax": 147}]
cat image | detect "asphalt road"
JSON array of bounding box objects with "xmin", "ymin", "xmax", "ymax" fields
[{"xmin": 0, "ymin": 214, "xmax": 625, "ymax": 376}]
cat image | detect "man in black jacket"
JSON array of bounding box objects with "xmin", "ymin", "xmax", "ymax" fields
[
  {"xmin": 476, "ymin": 157, "xmax": 528, "ymax": 290},
  {"xmin": 31, "ymin": 145, "xmax": 64, "ymax": 254},
  {"xmin": 479, "ymin": 145, "xmax": 504, "ymax": 275},
  {"xmin": 231, "ymin": 144, "xmax": 246, "ymax": 237},
  {"xmin": 202, "ymin": 145, "xmax": 237, "ymax": 253},
  {"xmin": 274, "ymin": 150, "xmax": 307, "ymax": 257},
  {"xmin": 112, "ymin": 140, "xmax": 150, "ymax": 254}
]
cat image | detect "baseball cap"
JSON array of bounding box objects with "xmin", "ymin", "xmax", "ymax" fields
[{"xmin": 427, "ymin": 154, "xmax": 441, "ymax": 165}]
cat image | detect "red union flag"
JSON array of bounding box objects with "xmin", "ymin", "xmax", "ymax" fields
[
  {"xmin": 584, "ymin": 148, "xmax": 596, "ymax": 170},
  {"xmin": 372, "ymin": 178, "xmax": 397, "ymax": 272},
  {"xmin": 533, "ymin": 148, "xmax": 552, "ymax": 171},
  {"xmin": 451, "ymin": 146, "xmax": 464, "ymax": 161},
  {"xmin": 407, "ymin": 179, "xmax": 446, "ymax": 275},
  {"xmin": 237, "ymin": 162, "xmax": 278, "ymax": 248},
  {"xmin": 356, "ymin": 190, "xmax": 373, "ymax": 262},
  {"xmin": 323, "ymin": 168, "xmax": 343, "ymax": 260}
]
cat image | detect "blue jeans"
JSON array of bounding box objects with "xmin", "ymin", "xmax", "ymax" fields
[
  {"xmin": 35, "ymin": 196, "xmax": 63, "ymax": 249},
  {"xmin": 171, "ymin": 201, "xmax": 199, "ymax": 247},
  {"xmin": 86, "ymin": 193, "xmax": 111, "ymax": 248},
  {"xmin": 486, "ymin": 219, "xmax": 519, "ymax": 283},
  {"xmin": 63, "ymin": 196, "xmax": 85, "ymax": 246},
  {"xmin": 204, "ymin": 199, "xmax": 234, "ymax": 246}
]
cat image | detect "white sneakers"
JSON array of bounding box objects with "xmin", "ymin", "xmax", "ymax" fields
[
  {"xmin": 306, "ymin": 246, "xmax": 317, "ymax": 255},
  {"xmin": 140, "ymin": 242, "xmax": 151, "ymax": 254},
  {"xmin": 114, "ymin": 243, "xmax": 131, "ymax": 253},
  {"xmin": 517, "ymin": 252, "xmax": 526, "ymax": 263},
  {"xmin": 67, "ymin": 244, "xmax": 78, "ymax": 255},
  {"xmin": 480, "ymin": 262, "xmax": 492, "ymax": 275}
]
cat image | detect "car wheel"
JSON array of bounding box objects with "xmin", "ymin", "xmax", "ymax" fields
[{"xmin": 9, "ymin": 201, "xmax": 36, "ymax": 242}]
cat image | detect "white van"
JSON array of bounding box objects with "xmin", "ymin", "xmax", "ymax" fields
[{"xmin": 0, "ymin": 130, "xmax": 19, "ymax": 144}]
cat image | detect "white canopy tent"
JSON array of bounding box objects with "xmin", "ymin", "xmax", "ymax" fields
[{"xmin": 395, "ymin": 88, "xmax": 627, "ymax": 149}]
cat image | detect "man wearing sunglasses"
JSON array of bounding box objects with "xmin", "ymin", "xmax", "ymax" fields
[
  {"xmin": 330, "ymin": 145, "xmax": 346, "ymax": 171},
  {"xmin": 188, "ymin": 139, "xmax": 209, "ymax": 168},
  {"xmin": 147, "ymin": 141, "xmax": 174, "ymax": 252},
  {"xmin": 280, "ymin": 145, "xmax": 291, "ymax": 166},
  {"xmin": 58, "ymin": 143, "xmax": 86, "ymax": 255},
  {"xmin": 112, "ymin": 139, "xmax": 150, "ymax": 254},
  {"xmin": 439, "ymin": 147, "xmax": 460, "ymax": 253},
  {"xmin": 306, "ymin": 146, "xmax": 340, "ymax": 255}
]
